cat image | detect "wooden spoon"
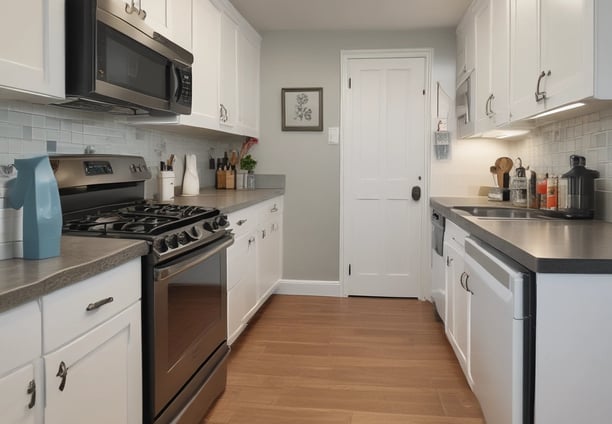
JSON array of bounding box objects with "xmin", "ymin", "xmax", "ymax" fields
[{"xmin": 495, "ymin": 157, "xmax": 514, "ymax": 188}]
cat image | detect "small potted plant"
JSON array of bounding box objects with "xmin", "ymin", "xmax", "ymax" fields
[
  {"xmin": 239, "ymin": 154, "xmax": 257, "ymax": 189},
  {"xmin": 239, "ymin": 154, "xmax": 257, "ymax": 173}
]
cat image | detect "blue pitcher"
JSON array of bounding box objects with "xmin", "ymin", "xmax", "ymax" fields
[{"xmin": 8, "ymin": 156, "xmax": 62, "ymax": 259}]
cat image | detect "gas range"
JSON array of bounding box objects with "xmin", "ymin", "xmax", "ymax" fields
[
  {"xmin": 53, "ymin": 154, "xmax": 230, "ymax": 262},
  {"xmin": 62, "ymin": 201, "xmax": 229, "ymax": 261}
]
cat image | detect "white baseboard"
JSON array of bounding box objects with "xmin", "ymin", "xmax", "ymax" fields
[{"xmin": 274, "ymin": 279, "xmax": 343, "ymax": 297}]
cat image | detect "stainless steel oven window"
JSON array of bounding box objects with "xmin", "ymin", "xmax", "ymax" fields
[{"xmin": 153, "ymin": 237, "xmax": 231, "ymax": 415}]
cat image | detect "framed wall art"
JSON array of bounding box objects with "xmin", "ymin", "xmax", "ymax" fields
[{"xmin": 281, "ymin": 87, "xmax": 323, "ymax": 131}]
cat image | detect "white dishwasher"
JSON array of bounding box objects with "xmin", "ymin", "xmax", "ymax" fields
[{"xmin": 464, "ymin": 237, "xmax": 534, "ymax": 424}]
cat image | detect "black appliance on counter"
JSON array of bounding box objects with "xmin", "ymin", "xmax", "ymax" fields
[
  {"xmin": 53, "ymin": 154, "xmax": 231, "ymax": 424},
  {"xmin": 59, "ymin": 0, "xmax": 193, "ymax": 116}
]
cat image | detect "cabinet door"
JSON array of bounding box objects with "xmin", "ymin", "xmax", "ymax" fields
[
  {"xmin": 0, "ymin": 361, "xmax": 43, "ymax": 424},
  {"xmin": 474, "ymin": 0, "xmax": 493, "ymax": 132},
  {"xmin": 510, "ymin": 0, "xmax": 543, "ymax": 120},
  {"xmin": 186, "ymin": 0, "xmax": 221, "ymax": 129},
  {"xmin": 540, "ymin": 0, "xmax": 593, "ymax": 110},
  {"xmin": 44, "ymin": 303, "xmax": 142, "ymax": 424},
  {"xmin": 490, "ymin": 0, "xmax": 510, "ymax": 126},
  {"xmin": 219, "ymin": 11, "xmax": 238, "ymax": 128},
  {"xmin": 0, "ymin": 0, "xmax": 64, "ymax": 99},
  {"xmin": 444, "ymin": 240, "xmax": 471, "ymax": 386},
  {"xmin": 236, "ymin": 30, "xmax": 260, "ymax": 136},
  {"xmin": 140, "ymin": 0, "xmax": 192, "ymax": 51},
  {"xmin": 227, "ymin": 234, "xmax": 257, "ymax": 345}
]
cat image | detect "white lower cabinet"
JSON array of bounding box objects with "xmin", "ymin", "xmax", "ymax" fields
[
  {"xmin": 44, "ymin": 303, "xmax": 141, "ymax": 424},
  {"xmin": 444, "ymin": 220, "xmax": 472, "ymax": 387},
  {"xmin": 0, "ymin": 360, "xmax": 42, "ymax": 424},
  {"xmin": 227, "ymin": 228, "xmax": 257, "ymax": 345},
  {"xmin": 256, "ymin": 199, "xmax": 283, "ymax": 300},
  {"xmin": 0, "ymin": 301, "xmax": 43, "ymax": 424},
  {"xmin": 0, "ymin": 258, "xmax": 142, "ymax": 424},
  {"xmin": 227, "ymin": 196, "xmax": 284, "ymax": 345}
]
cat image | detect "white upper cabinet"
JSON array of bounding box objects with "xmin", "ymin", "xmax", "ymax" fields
[
  {"xmin": 474, "ymin": 0, "xmax": 510, "ymax": 134},
  {"xmin": 217, "ymin": 0, "xmax": 261, "ymax": 137},
  {"xmin": 140, "ymin": 0, "xmax": 193, "ymax": 51},
  {"xmin": 0, "ymin": 0, "xmax": 64, "ymax": 101},
  {"xmin": 489, "ymin": 0, "xmax": 510, "ymax": 127},
  {"xmin": 130, "ymin": 0, "xmax": 261, "ymax": 138},
  {"xmin": 510, "ymin": 0, "xmax": 612, "ymax": 121},
  {"xmin": 219, "ymin": 11, "xmax": 239, "ymax": 129},
  {"xmin": 236, "ymin": 29, "xmax": 261, "ymax": 136},
  {"xmin": 182, "ymin": 0, "xmax": 221, "ymax": 129}
]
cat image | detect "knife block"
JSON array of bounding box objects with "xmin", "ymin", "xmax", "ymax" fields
[{"xmin": 216, "ymin": 169, "xmax": 235, "ymax": 189}]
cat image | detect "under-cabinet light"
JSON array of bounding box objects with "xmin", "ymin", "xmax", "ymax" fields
[{"xmin": 532, "ymin": 102, "xmax": 586, "ymax": 119}]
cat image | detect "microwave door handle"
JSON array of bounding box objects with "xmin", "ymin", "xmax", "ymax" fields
[
  {"xmin": 154, "ymin": 237, "xmax": 233, "ymax": 281},
  {"xmin": 171, "ymin": 65, "xmax": 180, "ymax": 102}
]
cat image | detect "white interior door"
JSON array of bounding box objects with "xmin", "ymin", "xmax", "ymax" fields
[{"xmin": 342, "ymin": 54, "xmax": 427, "ymax": 297}]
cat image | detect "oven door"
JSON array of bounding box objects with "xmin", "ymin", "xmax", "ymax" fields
[{"xmin": 152, "ymin": 235, "xmax": 232, "ymax": 417}]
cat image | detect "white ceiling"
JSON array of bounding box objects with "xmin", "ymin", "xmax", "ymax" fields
[{"xmin": 228, "ymin": 0, "xmax": 472, "ymax": 32}]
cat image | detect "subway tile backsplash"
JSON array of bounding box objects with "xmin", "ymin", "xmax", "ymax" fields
[
  {"xmin": 0, "ymin": 99, "xmax": 242, "ymax": 199},
  {"xmin": 513, "ymin": 107, "xmax": 612, "ymax": 178}
]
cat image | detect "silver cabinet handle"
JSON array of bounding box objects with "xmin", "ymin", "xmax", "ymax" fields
[
  {"xmin": 535, "ymin": 70, "xmax": 550, "ymax": 102},
  {"xmin": 27, "ymin": 380, "xmax": 36, "ymax": 409},
  {"xmin": 237, "ymin": 219, "xmax": 247, "ymax": 226},
  {"xmin": 219, "ymin": 104, "xmax": 229, "ymax": 122},
  {"xmin": 125, "ymin": 0, "xmax": 146, "ymax": 19},
  {"xmin": 86, "ymin": 297, "xmax": 114, "ymax": 311},
  {"xmin": 446, "ymin": 256, "xmax": 453, "ymax": 266},
  {"xmin": 271, "ymin": 204, "xmax": 278, "ymax": 212},
  {"xmin": 486, "ymin": 94, "xmax": 495, "ymax": 116},
  {"xmin": 56, "ymin": 361, "xmax": 68, "ymax": 392},
  {"xmin": 261, "ymin": 229, "xmax": 266, "ymax": 239}
]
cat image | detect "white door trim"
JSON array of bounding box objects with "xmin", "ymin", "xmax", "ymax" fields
[{"xmin": 339, "ymin": 48, "xmax": 433, "ymax": 299}]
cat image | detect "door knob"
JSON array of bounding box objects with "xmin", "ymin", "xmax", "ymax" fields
[{"xmin": 411, "ymin": 186, "xmax": 421, "ymax": 201}]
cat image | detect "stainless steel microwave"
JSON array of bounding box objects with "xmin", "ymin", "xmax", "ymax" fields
[{"xmin": 58, "ymin": 0, "xmax": 193, "ymax": 116}]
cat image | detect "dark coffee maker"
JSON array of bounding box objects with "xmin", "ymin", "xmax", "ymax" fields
[{"xmin": 559, "ymin": 155, "xmax": 600, "ymax": 218}]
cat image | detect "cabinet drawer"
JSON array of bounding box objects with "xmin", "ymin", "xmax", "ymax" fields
[
  {"xmin": 42, "ymin": 259, "xmax": 141, "ymax": 353},
  {"xmin": 257, "ymin": 197, "xmax": 283, "ymax": 223},
  {"xmin": 445, "ymin": 220, "xmax": 469, "ymax": 247},
  {"xmin": 228, "ymin": 207, "xmax": 257, "ymax": 238},
  {"xmin": 0, "ymin": 301, "xmax": 41, "ymax": 375},
  {"xmin": 226, "ymin": 232, "xmax": 256, "ymax": 291}
]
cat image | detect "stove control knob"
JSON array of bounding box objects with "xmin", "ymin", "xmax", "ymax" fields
[
  {"xmin": 203, "ymin": 221, "xmax": 214, "ymax": 232},
  {"xmin": 190, "ymin": 225, "xmax": 202, "ymax": 239},
  {"xmin": 177, "ymin": 231, "xmax": 189, "ymax": 245},
  {"xmin": 216, "ymin": 215, "xmax": 228, "ymax": 227},
  {"xmin": 154, "ymin": 238, "xmax": 168, "ymax": 253},
  {"xmin": 166, "ymin": 234, "xmax": 179, "ymax": 249},
  {"xmin": 212, "ymin": 221, "xmax": 219, "ymax": 230}
]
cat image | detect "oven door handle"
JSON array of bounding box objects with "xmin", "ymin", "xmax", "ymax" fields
[{"xmin": 154, "ymin": 236, "xmax": 233, "ymax": 281}]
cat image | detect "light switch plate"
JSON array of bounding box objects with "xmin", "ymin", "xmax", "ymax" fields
[{"xmin": 328, "ymin": 127, "xmax": 339, "ymax": 144}]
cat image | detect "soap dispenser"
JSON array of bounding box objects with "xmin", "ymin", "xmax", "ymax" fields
[{"xmin": 8, "ymin": 155, "xmax": 62, "ymax": 259}]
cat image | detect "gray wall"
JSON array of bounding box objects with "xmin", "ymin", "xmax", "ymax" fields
[{"xmin": 255, "ymin": 29, "xmax": 459, "ymax": 281}]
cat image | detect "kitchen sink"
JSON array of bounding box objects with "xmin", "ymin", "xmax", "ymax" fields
[{"xmin": 452, "ymin": 206, "xmax": 559, "ymax": 220}]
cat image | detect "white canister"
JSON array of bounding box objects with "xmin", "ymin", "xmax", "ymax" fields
[{"xmin": 158, "ymin": 171, "xmax": 175, "ymax": 201}]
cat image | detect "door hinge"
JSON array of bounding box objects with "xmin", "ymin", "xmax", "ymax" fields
[
  {"xmin": 422, "ymin": 89, "xmax": 426, "ymax": 95},
  {"xmin": 348, "ymin": 264, "xmax": 352, "ymax": 276},
  {"xmin": 348, "ymin": 78, "xmax": 352, "ymax": 89}
]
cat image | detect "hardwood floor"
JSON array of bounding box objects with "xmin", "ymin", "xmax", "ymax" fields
[{"xmin": 202, "ymin": 295, "xmax": 484, "ymax": 424}]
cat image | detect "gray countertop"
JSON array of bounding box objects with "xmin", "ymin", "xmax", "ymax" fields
[
  {"xmin": 0, "ymin": 236, "xmax": 148, "ymax": 313},
  {"xmin": 171, "ymin": 188, "xmax": 285, "ymax": 213},
  {"xmin": 431, "ymin": 196, "xmax": 612, "ymax": 274},
  {"xmin": 0, "ymin": 189, "xmax": 283, "ymax": 313}
]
